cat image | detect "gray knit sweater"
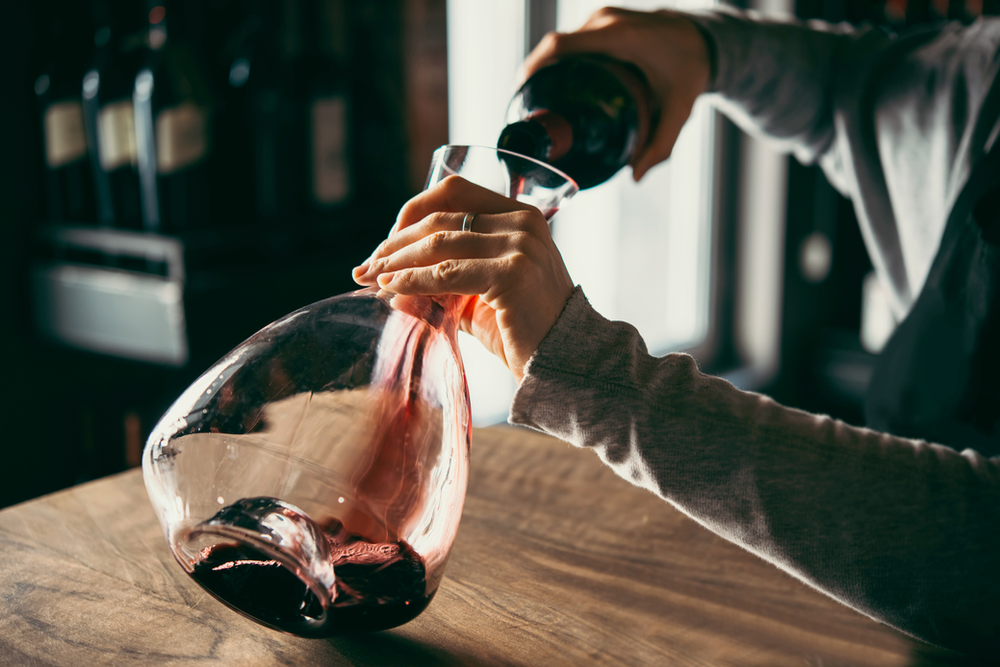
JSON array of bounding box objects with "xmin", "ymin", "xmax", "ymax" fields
[{"xmin": 510, "ymin": 9, "xmax": 1000, "ymax": 657}]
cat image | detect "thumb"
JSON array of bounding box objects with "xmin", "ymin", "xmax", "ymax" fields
[{"xmin": 462, "ymin": 297, "xmax": 510, "ymax": 371}]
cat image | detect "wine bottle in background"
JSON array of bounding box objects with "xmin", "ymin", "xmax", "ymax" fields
[
  {"xmin": 208, "ymin": 0, "xmax": 260, "ymax": 225},
  {"xmin": 294, "ymin": 0, "xmax": 352, "ymax": 216},
  {"xmin": 82, "ymin": 0, "xmax": 146, "ymax": 229},
  {"xmin": 498, "ymin": 56, "xmax": 652, "ymax": 190},
  {"xmin": 219, "ymin": 0, "xmax": 299, "ymax": 224},
  {"xmin": 34, "ymin": 2, "xmax": 95, "ymax": 223},
  {"xmin": 347, "ymin": 1, "xmax": 410, "ymax": 207},
  {"xmin": 134, "ymin": 0, "xmax": 214, "ymax": 232}
]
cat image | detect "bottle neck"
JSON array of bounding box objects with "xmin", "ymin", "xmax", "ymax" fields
[
  {"xmin": 146, "ymin": 0, "xmax": 188, "ymax": 51},
  {"xmin": 91, "ymin": 0, "xmax": 116, "ymax": 49},
  {"xmin": 300, "ymin": 0, "xmax": 327, "ymax": 59},
  {"xmin": 148, "ymin": 5, "xmax": 168, "ymax": 51},
  {"xmin": 92, "ymin": 0, "xmax": 146, "ymax": 55},
  {"xmin": 498, "ymin": 110, "xmax": 573, "ymax": 163}
]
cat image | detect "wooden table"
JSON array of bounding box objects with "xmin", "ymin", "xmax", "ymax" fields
[{"xmin": 0, "ymin": 425, "xmax": 982, "ymax": 666}]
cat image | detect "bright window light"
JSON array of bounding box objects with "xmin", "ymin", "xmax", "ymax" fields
[
  {"xmin": 447, "ymin": 0, "xmax": 716, "ymax": 425},
  {"xmin": 446, "ymin": 0, "xmax": 525, "ymax": 146}
]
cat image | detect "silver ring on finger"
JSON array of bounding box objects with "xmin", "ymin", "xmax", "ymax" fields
[{"xmin": 462, "ymin": 211, "xmax": 477, "ymax": 233}]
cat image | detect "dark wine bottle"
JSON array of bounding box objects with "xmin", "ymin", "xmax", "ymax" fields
[
  {"xmin": 82, "ymin": 0, "xmax": 146, "ymax": 229},
  {"xmin": 210, "ymin": 1, "xmax": 264, "ymax": 224},
  {"xmin": 223, "ymin": 0, "xmax": 300, "ymax": 223},
  {"xmin": 34, "ymin": 2, "xmax": 95, "ymax": 223},
  {"xmin": 294, "ymin": 0, "xmax": 353, "ymax": 215},
  {"xmin": 498, "ymin": 56, "xmax": 652, "ymax": 190},
  {"xmin": 134, "ymin": 0, "xmax": 214, "ymax": 232}
]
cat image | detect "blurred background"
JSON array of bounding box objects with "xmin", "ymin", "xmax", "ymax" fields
[{"xmin": 1, "ymin": 0, "xmax": 994, "ymax": 509}]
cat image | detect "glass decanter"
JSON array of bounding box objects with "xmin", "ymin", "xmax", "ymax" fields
[{"xmin": 142, "ymin": 145, "xmax": 578, "ymax": 636}]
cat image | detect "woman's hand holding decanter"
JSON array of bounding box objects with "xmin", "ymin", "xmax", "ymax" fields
[{"xmin": 353, "ymin": 175, "xmax": 574, "ymax": 383}]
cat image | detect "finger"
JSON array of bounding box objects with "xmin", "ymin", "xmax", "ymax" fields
[
  {"xmin": 385, "ymin": 293, "xmax": 448, "ymax": 324},
  {"xmin": 520, "ymin": 31, "xmax": 564, "ymax": 83},
  {"xmin": 356, "ymin": 226, "xmax": 508, "ymax": 286},
  {"xmin": 375, "ymin": 258, "xmax": 507, "ymax": 299},
  {"xmin": 521, "ymin": 9, "xmax": 641, "ymax": 82},
  {"xmin": 355, "ymin": 210, "xmax": 523, "ymax": 283},
  {"xmin": 460, "ymin": 297, "xmax": 510, "ymax": 370},
  {"xmin": 391, "ymin": 175, "xmax": 534, "ymax": 236},
  {"xmin": 522, "ymin": 28, "xmax": 617, "ymax": 83},
  {"xmin": 633, "ymin": 93, "xmax": 698, "ymax": 180},
  {"xmin": 358, "ymin": 211, "xmax": 469, "ymax": 279},
  {"xmin": 633, "ymin": 109, "xmax": 684, "ymax": 181}
]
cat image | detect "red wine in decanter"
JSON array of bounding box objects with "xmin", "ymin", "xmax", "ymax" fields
[{"xmin": 190, "ymin": 517, "xmax": 431, "ymax": 635}]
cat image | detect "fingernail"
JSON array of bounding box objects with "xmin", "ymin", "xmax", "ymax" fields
[
  {"xmin": 352, "ymin": 262, "xmax": 369, "ymax": 278},
  {"xmin": 377, "ymin": 272, "xmax": 395, "ymax": 288}
]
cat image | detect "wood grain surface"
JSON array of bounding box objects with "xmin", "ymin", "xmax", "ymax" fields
[{"xmin": 0, "ymin": 425, "xmax": 985, "ymax": 666}]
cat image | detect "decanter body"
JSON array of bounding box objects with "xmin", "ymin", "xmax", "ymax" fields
[
  {"xmin": 144, "ymin": 289, "xmax": 468, "ymax": 636},
  {"xmin": 143, "ymin": 145, "xmax": 577, "ymax": 636}
]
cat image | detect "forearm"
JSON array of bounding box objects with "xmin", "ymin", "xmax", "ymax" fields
[
  {"xmin": 511, "ymin": 288, "xmax": 1000, "ymax": 657},
  {"xmin": 686, "ymin": 7, "xmax": 874, "ymax": 166},
  {"xmin": 689, "ymin": 10, "xmax": 1000, "ymax": 203}
]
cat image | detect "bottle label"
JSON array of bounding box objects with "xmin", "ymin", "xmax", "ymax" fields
[
  {"xmin": 155, "ymin": 103, "xmax": 207, "ymax": 174},
  {"xmin": 311, "ymin": 96, "xmax": 350, "ymax": 205},
  {"xmin": 98, "ymin": 100, "xmax": 138, "ymax": 171},
  {"xmin": 44, "ymin": 101, "xmax": 87, "ymax": 168}
]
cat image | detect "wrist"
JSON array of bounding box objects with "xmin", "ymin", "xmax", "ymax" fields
[{"xmin": 685, "ymin": 16, "xmax": 718, "ymax": 92}]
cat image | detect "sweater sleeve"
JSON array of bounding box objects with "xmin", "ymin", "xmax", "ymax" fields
[
  {"xmin": 688, "ymin": 11, "xmax": 1000, "ymax": 312},
  {"xmin": 685, "ymin": 8, "xmax": 879, "ymax": 184},
  {"xmin": 510, "ymin": 288, "xmax": 1000, "ymax": 658}
]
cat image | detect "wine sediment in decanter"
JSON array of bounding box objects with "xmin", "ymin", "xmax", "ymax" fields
[
  {"xmin": 169, "ymin": 383, "xmax": 450, "ymax": 635},
  {"xmin": 189, "ymin": 502, "xmax": 432, "ymax": 636}
]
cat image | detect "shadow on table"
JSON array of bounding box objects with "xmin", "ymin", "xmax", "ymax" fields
[
  {"xmin": 909, "ymin": 643, "xmax": 999, "ymax": 666},
  {"xmin": 327, "ymin": 632, "xmax": 482, "ymax": 667},
  {"xmin": 324, "ymin": 634, "xmax": 1000, "ymax": 667}
]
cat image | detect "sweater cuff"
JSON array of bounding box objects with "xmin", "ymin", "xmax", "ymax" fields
[
  {"xmin": 684, "ymin": 7, "xmax": 759, "ymax": 95},
  {"xmin": 509, "ymin": 286, "xmax": 636, "ymax": 435}
]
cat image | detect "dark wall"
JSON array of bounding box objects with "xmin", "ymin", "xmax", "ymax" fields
[
  {"xmin": 0, "ymin": 0, "xmax": 448, "ymax": 509},
  {"xmin": 0, "ymin": 3, "xmax": 70, "ymax": 506}
]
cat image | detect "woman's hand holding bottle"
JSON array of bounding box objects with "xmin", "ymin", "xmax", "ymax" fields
[{"xmin": 522, "ymin": 7, "xmax": 712, "ymax": 181}]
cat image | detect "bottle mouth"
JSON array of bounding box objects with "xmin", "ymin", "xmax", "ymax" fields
[
  {"xmin": 177, "ymin": 498, "xmax": 336, "ymax": 637},
  {"xmin": 497, "ymin": 120, "xmax": 552, "ymax": 161}
]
